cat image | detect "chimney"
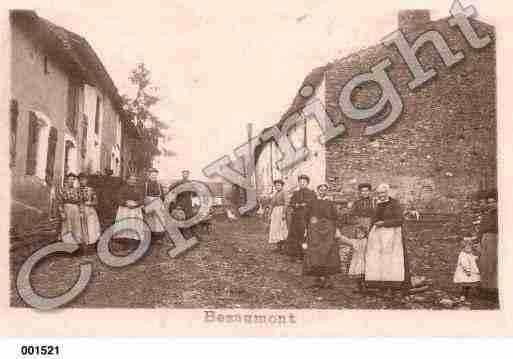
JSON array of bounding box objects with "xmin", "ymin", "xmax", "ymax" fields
[{"xmin": 398, "ymin": 9, "xmax": 431, "ymax": 32}]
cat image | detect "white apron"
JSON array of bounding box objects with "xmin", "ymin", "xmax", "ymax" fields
[
  {"xmin": 113, "ymin": 206, "xmax": 145, "ymax": 241},
  {"xmin": 268, "ymin": 205, "xmax": 288, "ymax": 244},
  {"xmin": 364, "ymin": 225, "xmax": 405, "ymax": 282},
  {"xmin": 82, "ymin": 205, "xmax": 101, "ymax": 244}
]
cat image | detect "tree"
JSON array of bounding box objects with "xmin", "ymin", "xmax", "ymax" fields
[{"xmin": 122, "ymin": 62, "xmax": 174, "ymax": 173}]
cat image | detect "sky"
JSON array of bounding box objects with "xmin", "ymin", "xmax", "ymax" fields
[{"xmin": 6, "ymin": 0, "xmax": 497, "ymax": 180}]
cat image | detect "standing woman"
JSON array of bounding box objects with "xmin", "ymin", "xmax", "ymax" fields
[
  {"xmin": 268, "ymin": 179, "xmax": 288, "ymax": 252},
  {"xmin": 57, "ymin": 173, "xmax": 83, "ymax": 245},
  {"xmin": 303, "ymin": 184, "xmax": 341, "ymax": 288},
  {"xmin": 478, "ymin": 189, "xmax": 498, "ymax": 301},
  {"xmin": 364, "ymin": 183, "xmax": 410, "ymax": 297},
  {"xmin": 283, "ymin": 174, "xmax": 316, "ymax": 260},
  {"xmin": 78, "ymin": 173, "xmax": 101, "ymax": 254},
  {"xmin": 114, "ymin": 174, "xmax": 146, "ymax": 245},
  {"xmin": 143, "ymin": 168, "xmax": 166, "ymax": 242}
]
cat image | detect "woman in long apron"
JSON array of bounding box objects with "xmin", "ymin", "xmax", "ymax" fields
[
  {"xmin": 268, "ymin": 179, "xmax": 288, "ymax": 252},
  {"xmin": 114, "ymin": 174, "xmax": 146, "ymax": 244},
  {"xmin": 78, "ymin": 173, "xmax": 101, "ymax": 254},
  {"xmin": 143, "ymin": 168, "xmax": 166, "ymax": 241},
  {"xmin": 303, "ymin": 184, "xmax": 341, "ymax": 288},
  {"xmin": 58, "ymin": 173, "xmax": 83, "ymax": 246},
  {"xmin": 364, "ymin": 183, "xmax": 410, "ymax": 297},
  {"xmin": 478, "ymin": 189, "xmax": 498, "ymax": 301}
]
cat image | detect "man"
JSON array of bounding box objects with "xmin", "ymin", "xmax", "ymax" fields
[
  {"xmin": 143, "ymin": 168, "xmax": 166, "ymax": 241},
  {"xmin": 350, "ymin": 183, "xmax": 375, "ymax": 231},
  {"xmin": 169, "ymin": 170, "xmax": 194, "ymax": 219},
  {"xmin": 283, "ymin": 174, "xmax": 316, "ymax": 260},
  {"xmin": 168, "ymin": 170, "xmax": 195, "ymax": 238}
]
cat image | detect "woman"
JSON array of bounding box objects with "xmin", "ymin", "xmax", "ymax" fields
[
  {"xmin": 114, "ymin": 174, "xmax": 146, "ymax": 244},
  {"xmin": 143, "ymin": 168, "xmax": 166, "ymax": 241},
  {"xmin": 78, "ymin": 173, "xmax": 101, "ymax": 253},
  {"xmin": 478, "ymin": 189, "xmax": 498, "ymax": 301},
  {"xmin": 283, "ymin": 174, "xmax": 316, "ymax": 259},
  {"xmin": 303, "ymin": 184, "xmax": 341, "ymax": 288},
  {"xmin": 57, "ymin": 173, "xmax": 83, "ymax": 246},
  {"xmin": 268, "ymin": 179, "xmax": 288, "ymax": 252},
  {"xmin": 364, "ymin": 183, "xmax": 410, "ymax": 297}
]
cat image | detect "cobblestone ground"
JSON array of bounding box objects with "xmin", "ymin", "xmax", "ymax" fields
[{"xmin": 10, "ymin": 217, "xmax": 499, "ymax": 309}]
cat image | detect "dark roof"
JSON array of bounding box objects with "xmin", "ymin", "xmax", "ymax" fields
[{"xmin": 10, "ymin": 10, "xmax": 130, "ymax": 122}]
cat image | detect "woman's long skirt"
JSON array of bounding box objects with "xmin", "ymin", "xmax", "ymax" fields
[
  {"xmin": 144, "ymin": 196, "xmax": 165, "ymax": 233},
  {"xmin": 269, "ymin": 206, "xmax": 288, "ymax": 244},
  {"xmin": 113, "ymin": 206, "xmax": 146, "ymax": 241},
  {"xmin": 303, "ymin": 218, "xmax": 341, "ymax": 276},
  {"xmin": 283, "ymin": 209, "xmax": 308, "ymax": 258},
  {"xmin": 82, "ymin": 206, "xmax": 101, "ymax": 245},
  {"xmin": 61, "ymin": 203, "xmax": 83, "ymax": 244},
  {"xmin": 364, "ymin": 225, "xmax": 407, "ymax": 289},
  {"xmin": 479, "ymin": 232, "xmax": 498, "ymax": 291}
]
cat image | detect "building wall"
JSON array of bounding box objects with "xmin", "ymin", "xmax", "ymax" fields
[
  {"xmin": 323, "ymin": 18, "xmax": 496, "ymax": 212},
  {"xmin": 83, "ymin": 84, "xmax": 103, "ymax": 173},
  {"xmin": 256, "ymin": 79, "xmax": 327, "ymax": 199},
  {"xmin": 10, "ymin": 19, "xmax": 81, "ymax": 226},
  {"xmin": 100, "ymin": 94, "xmax": 122, "ymax": 175}
]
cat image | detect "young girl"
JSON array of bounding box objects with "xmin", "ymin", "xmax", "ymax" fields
[
  {"xmin": 337, "ymin": 225, "xmax": 368, "ymax": 293},
  {"xmin": 453, "ymin": 238, "xmax": 481, "ymax": 301}
]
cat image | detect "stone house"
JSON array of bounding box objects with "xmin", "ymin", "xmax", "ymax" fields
[
  {"xmin": 9, "ymin": 10, "xmax": 141, "ymax": 229},
  {"xmin": 255, "ymin": 10, "xmax": 496, "ymax": 213}
]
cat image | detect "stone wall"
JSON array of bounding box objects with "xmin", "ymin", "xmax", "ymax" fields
[{"xmin": 323, "ymin": 17, "xmax": 496, "ymax": 212}]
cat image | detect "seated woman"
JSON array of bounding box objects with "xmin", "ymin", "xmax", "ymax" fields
[
  {"xmin": 113, "ymin": 174, "xmax": 146, "ymax": 246},
  {"xmin": 364, "ymin": 183, "xmax": 410, "ymax": 297}
]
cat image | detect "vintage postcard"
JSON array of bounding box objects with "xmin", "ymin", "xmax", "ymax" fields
[{"xmin": 1, "ymin": 0, "xmax": 512, "ymax": 337}]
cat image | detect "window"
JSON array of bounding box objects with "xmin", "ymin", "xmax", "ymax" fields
[
  {"xmin": 45, "ymin": 127, "xmax": 58, "ymax": 184},
  {"xmin": 94, "ymin": 96, "xmax": 101, "ymax": 134},
  {"xmin": 26, "ymin": 112, "xmax": 40, "ymax": 175},
  {"xmin": 10, "ymin": 99, "xmax": 19, "ymax": 168},
  {"xmin": 67, "ymin": 78, "xmax": 80, "ymax": 133},
  {"xmin": 44, "ymin": 56, "xmax": 49, "ymax": 74},
  {"xmin": 81, "ymin": 115, "xmax": 88, "ymax": 158}
]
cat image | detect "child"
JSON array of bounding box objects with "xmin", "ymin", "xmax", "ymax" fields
[
  {"xmin": 337, "ymin": 225, "xmax": 368, "ymax": 293},
  {"xmin": 453, "ymin": 238, "xmax": 481, "ymax": 302}
]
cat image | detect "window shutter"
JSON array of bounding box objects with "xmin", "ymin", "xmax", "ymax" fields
[
  {"xmin": 81, "ymin": 115, "xmax": 88, "ymax": 158},
  {"xmin": 67, "ymin": 79, "xmax": 79, "ymax": 133},
  {"xmin": 94, "ymin": 96, "xmax": 101, "ymax": 134},
  {"xmin": 26, "ymin": 112, "xmax": 38, "ymax": 175},
  {"xmin": 10, "ymin": 99, "xmax": 19, "ymax": 168},
  {"xmin": 45, "ymin": 127, "xmax": 58, "ymax": 184}
]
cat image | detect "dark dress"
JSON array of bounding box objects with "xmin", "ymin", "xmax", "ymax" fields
[
  {"xmin": 283, "ymin": 187, "xmax": 316, "ymax": 258},
  {"xmin": 350, "ymin": 197, "xmax": 375, "ymax": 231},
  {"xmin": 364, "ymin": 198, "xmax": 410, "ymax": 289},
  {"xmin": 303, "ymin": 197, "xmax": 341, "ymax": 276},
  {"xmin": 478, "ymin": 207, "xmax": 498, "ymax": 291}
]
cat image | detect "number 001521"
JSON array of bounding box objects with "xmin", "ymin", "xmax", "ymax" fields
[{"xmin": 21, "ymin": 345, "xmax": 60, "ymax": 356}]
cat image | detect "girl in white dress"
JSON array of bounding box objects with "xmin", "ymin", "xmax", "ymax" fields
[
  {"xmin": 337, "ymin": 225, "xmax": 368, "ymax": 293},
  {"xmin": 453, "ymin": 238, "xmax": 481, "ymax": 301}
]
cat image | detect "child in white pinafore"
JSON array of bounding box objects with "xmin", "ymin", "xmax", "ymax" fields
[
  {"xmin": 453, "ymin": 238, "xmax": 481, "ymax": 301},
  {"xmin": 337, "ymin": 225, "xmax": 368, "ymax": 293}
]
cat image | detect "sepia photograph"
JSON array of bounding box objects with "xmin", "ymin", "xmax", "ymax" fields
[{"xmin": 1, "ymin": 0, "xmax": 511, "ymax": 340}]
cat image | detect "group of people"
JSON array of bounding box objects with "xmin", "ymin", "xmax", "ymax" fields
[
  {"xmin": 267, "ymin": 175, "xmax": 499, "ymax": 302},
  {"xmin": 57, "ymin": 168, "xmax": 195, "ymax": 254},
  {"xmin": 267, "ymin": 175, "xmax": 408, "ymax": 297}
]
